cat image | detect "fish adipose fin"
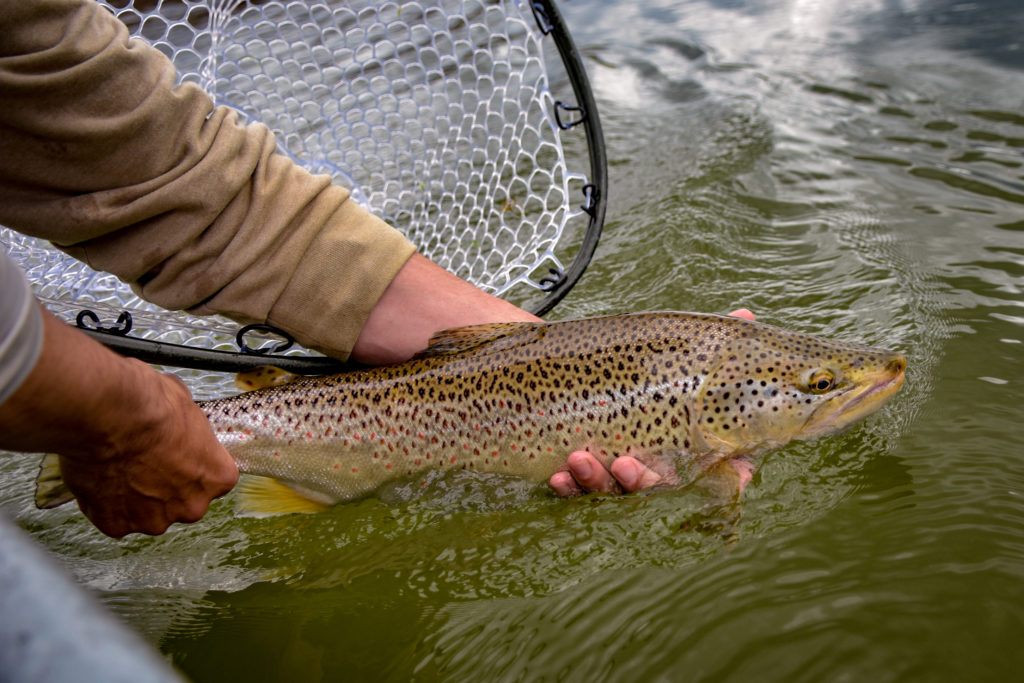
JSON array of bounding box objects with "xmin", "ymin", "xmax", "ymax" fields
[
  {"xmin": 417, "ymin": 322, "xmax": 546, "ymax": 358},
  {"xmin": 234, "ymin": 366, "xmax": 300, "ymax": 392},
  {"xmin": 35, "ymin": 454, "xmax": 75, "ymax": 509},
  {"xmin": 234, "ymin": 475, "xmax": 333, "ymax": 517}
]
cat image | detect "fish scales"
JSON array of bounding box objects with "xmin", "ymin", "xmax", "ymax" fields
[{"xmin": 200, "ymin": 312, "xmax": 907, "ymax": 507}]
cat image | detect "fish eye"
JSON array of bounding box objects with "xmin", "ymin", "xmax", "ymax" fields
[{"xmin": 808, "ymin": 370, "xmax": 836, "ymax": 394}]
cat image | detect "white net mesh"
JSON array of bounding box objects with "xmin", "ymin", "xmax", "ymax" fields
[{"xmin": 2, "ymin": 0, "xmax": 594, "ymax": 359}]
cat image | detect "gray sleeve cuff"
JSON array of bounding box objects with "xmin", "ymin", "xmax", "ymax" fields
[{"xmin": 0, "ymin": 253, "xmax": 43, "ymax": 405}]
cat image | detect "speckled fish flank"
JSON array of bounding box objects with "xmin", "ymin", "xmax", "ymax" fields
[{"xmin": 198, "ymin": 312, "xmax": 907, "ymax": 509}]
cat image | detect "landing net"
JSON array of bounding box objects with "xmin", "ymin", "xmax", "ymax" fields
[{"xmin": 0, "ymin": 0, "xmax": 606, "ymax": 372}]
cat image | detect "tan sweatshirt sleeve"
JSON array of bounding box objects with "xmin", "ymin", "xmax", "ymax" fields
[{"xmin": 0, "ymin": 0, "xmax": 416, "ymax": 360}]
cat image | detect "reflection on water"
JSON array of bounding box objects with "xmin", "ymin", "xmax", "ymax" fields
[{"xmin": 2, "ymin": 0, "xmax": 1023, "ymax": 680}]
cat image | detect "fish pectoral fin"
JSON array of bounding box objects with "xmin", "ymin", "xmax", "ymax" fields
[
  {"xmin": 234, "ymin": 475, "xmax": 334, "ymax": 517},
  {"xmin": 35, "ymin": 454, "xmax": 75, "ymax": 509},
  {"xmin": 417, "ymin": 322, "xmax": 545, "ymax": 358},
  {"xmin": 234, "ymin": 366, "xmax": 300, "ymax": 392}
]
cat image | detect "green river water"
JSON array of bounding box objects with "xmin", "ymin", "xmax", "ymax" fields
[{"xmin": 3, "ymin": 0, "xmax": 1024, "ymax": 680}]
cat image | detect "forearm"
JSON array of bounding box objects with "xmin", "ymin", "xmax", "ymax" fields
[
  {"xmin": 0, "ymin": 305, "xmax": 238, "ymax": 537},
  {"xmin": 0, "ymin": 306, "xmax": 166, "ymax": 458},
  {"xmin": 351, "ymin": 254, "xmax": 542, "ymax": 365}
]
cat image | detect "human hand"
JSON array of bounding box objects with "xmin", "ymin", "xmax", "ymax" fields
[
  {"xmin": 1, "ymin": 309, "xmax": 238, "ymax": 537},
  {"xmin": 57, "ymin": 364, "xmax": 239, "ymax": 538},
  {"xmin": 549, "ymin": 308, "xmax": 755, "ymax": 497},
  {"xmin": 549, "ymin": 451, "xmax": 667, "ymax": 497}
]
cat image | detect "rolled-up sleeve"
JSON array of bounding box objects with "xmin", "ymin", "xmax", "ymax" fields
[
  {"xmin": 0, "ymin": 0, "xmax": 416, "ymax": 360},
  {"xmin": 0, "ymin": 254, "xmax": 43, "ymax": 405}
]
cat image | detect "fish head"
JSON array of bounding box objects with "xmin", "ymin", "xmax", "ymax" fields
[{"xmin": 693, "ymin": 324, "xmax": 907, "ymax": 456}]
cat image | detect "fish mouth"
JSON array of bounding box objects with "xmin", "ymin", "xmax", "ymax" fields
[{"xmin": 805, "ymin": 355, "xmax": 907, "ymax": 438}]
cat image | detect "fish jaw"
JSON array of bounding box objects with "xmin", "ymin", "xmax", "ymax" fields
[
  {"xmin": 693, "ymin": 325, "xmax": 908, "ymax": 456},
  {"xmin": 801, "ymin": 353, "xmax": 906, "ymax": 440}
]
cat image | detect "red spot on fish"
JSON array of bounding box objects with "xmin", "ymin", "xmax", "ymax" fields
[
  {"xmin": 306, "ymin": 431, "xmax": 313, "ymax": 439},
  {"xmin": 510, "ymin": 444, "xmax": 517, "ymax": 450},
  {"xmin": 417, "ymin": 432, "xmax": 425, "ymax": 439},
  {"xmin": 244, "ymin": 429, "xmax": 252, "ymax": 435},
  {"xmin": 463, "ymin": 443, "xmax": 470, "ymax": 450},
  {"xmin": 274, "ymin": 451, "xmax": 280, "ymax": 457},
  {"xmin": 414, "ymin": 459, "xmax": 422, "ymax": 465},
  {"xmin": 598, "ymin": 401, "xmax": 606, "ymax": 406},
  {"xmin": 386, "ymin": 463, "xmax": 393, "ymax": 470},
  {"xmin": 353, "ymin": 434, "xmax": 361, "ymax": 440},
  {"xmin": 325, "ymin": 427, "xmax": 332, "ymax": 437},
  {"xmin": 370, "ymin": 433, "xmax": 375, "ymax": 440},
  {"xmin": 334, "ymin": 464, "xmax": 339, "ymax": 469},
  {"xmin": 450, "ymin": 456, "xmax": 457, "ymax": 464},
  {"xmin": 275, "ymin": 428, "xmax": 282, "ymax": 436},
  {"xmin": 537, "ymin": 410, "xmax": 545, "ymax": 416},
  {"xmin": 352, "ymin": 468, "xmax": 358, "ymax": 473}
]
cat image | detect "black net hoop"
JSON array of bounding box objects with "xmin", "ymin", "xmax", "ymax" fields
[{"xmin": 0, "ymin": 0, "xmax": 606, "ymax": 373}]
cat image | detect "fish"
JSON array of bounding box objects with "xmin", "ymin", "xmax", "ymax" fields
[{"xmin": 35, "ymin": 312, "xmax": 906, "ymax": 516}]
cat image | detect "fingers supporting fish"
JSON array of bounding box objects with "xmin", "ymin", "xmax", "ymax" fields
[
  {"xmin": 549, "ymin": 451, "xmax": 666, "ymax": 497},
  {"xmin": 727, "ymin": 308, "xmax": 755, "ymax": 320},
  {"xmin": 729, "ymin": 457, "xmax": 757, "ymax": 494}
]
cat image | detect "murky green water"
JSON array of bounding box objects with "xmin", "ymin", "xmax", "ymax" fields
[{"xmin": 3, "ymin": 0, "xmax": 1024, "ymax": 680}]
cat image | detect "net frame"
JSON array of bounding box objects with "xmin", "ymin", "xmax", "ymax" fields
[{"xmin": 0, "ymin": 0, "xmax": 606, "ymax": 373}]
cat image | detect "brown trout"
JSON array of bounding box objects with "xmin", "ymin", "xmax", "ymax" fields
[{"xmin": 36, "ymin": 312, "xmax": 906, "ymax": 515}]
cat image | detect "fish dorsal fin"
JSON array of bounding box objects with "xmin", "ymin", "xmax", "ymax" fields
[
  {"xmin": 35, "ymin": 454, "xmax": 75, "ymax": 509},
  {"xmin": 234, "ymin": 475, "xmax": 333, "ymax": 517},
  {"xmin": 416, "ymin": 322, "xmax": 545, "ymax": 359},
  {"xmin": 235, "ymin": 366, "xmax": 300, "ymax": 392}
]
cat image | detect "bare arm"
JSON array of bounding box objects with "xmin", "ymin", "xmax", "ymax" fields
[
  {"xmin": 0, "ymin": 307, "xmax": 238, "ymax": 537},
  {"xmin": 351, "ymin": 254, "xmax": 541, "ymax": 365}
]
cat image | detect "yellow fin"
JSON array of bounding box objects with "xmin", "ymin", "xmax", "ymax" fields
[
  {"xmin": 234, "ymin": 475, "xmax": 333, "ymax": 517},
  {"xmin": 234, "ymin": 366, "xmax": 300, "ymax": 392},
  {"xmin": 35, "ymin": 454, "xmax": 75, "ymax": 509},
  {"xmin": 417, "ymin": 322, "xmax": 544, "ymax": 358}
]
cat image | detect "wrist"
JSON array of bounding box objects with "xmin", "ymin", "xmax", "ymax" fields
[
  {"xmin": 0, "ymin": 309, "xmax": 178, "ymax": 462},
  {"xmin": 69, "ymin": 357, "xmax": 174, "ymax": 464}
]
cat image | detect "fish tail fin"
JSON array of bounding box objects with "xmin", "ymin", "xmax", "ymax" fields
[
  {"xmin": 35, "ymin": 454, "xmax": 76, "ymax": 509},
  {"xmin": 234, "ymin": 475, "xmax": 333, "ymax": 517}
]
